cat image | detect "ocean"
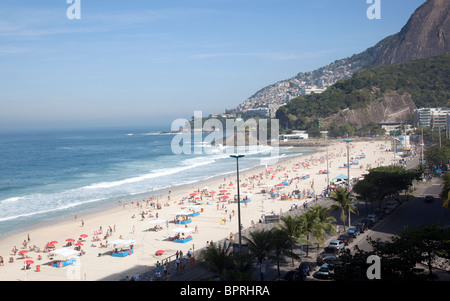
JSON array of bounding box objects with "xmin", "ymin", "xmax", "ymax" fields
[{"xmin": 0, "ymin": 127, "xmax": 313, "ymax": 238}]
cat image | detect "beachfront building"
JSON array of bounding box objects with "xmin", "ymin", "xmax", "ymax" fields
[
  {"xmin": 280, "ymin": 130, "xmax": 308, "ymax": 141},
  {"xmin": 414, "ymin": 107, "xmax": 450, "ymax": 129}
]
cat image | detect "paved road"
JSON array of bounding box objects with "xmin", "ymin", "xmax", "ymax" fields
[{"xmin": 354, "ymin": 176, "xmax": 449, "ymax": 252}]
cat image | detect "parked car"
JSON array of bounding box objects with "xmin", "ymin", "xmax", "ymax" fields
[
  {"xmin": 337, "ymin": 234, "xmax": 353, "ymax": 245},
  {"xmin": 347, "ymin": 227, "xmax": 360, "ymax": 238},
  {"xmin": 355, "ymin": 222, "xmax": 368, "ymax": 233},
  {"xmin": 366, "ymin": 214, "xmax": 379, "ymax": 223},
  {"xmin": 424, "ymin": 195, "xmax": 434, "ymax": 203},
  {"xmin": 298, "ymin": 261, "xmax": 317, "ymax": 277},
  {"xmin": 321, "ymin": 255, "xmax": 341, "ymax": 266},
  {"xmin": 283, "ymin": 269, "xmax": 305, "ymax": 281},
  {"xmin": 317, "ymin": 248, "xmax": 340, "ymax": 265},
  {"xmin": 328, "ymin": 239, "xmax": 345, "ymax": 250},
  {"xmin": 314, "ymin": 264, "xmax": 334, "ymax": 279},
  {"xmin": 361, "ymin": 218, "xmax": 375, "ymax": 228}
]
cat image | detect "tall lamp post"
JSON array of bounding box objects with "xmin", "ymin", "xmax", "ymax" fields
[
  {"xmin": 230, "ymin": 154, "xmax": 245, "ymax": 255},
  {"xmin": 343, "ymin": 139, "xmax": 353, "ymax": 190},
  {"xmin": 344, "ymin": 139, "xmax": 353, "ymax": 228}
]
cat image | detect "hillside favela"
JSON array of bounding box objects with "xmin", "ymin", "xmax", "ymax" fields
[{"xmin": 0, "ymin": 0, "xmax": 449, "ymax": 290}]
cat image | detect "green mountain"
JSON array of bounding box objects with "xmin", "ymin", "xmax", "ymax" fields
[
  {"xmin": 275, "ymin": 52, "xmax": 450, "ymax": 136},
  {"xmin": 234, "ymin": 0, "xmax": 450, "ymax": 117}
]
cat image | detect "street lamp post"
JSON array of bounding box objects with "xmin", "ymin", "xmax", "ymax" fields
[
  {"xmin": 343, "ymin": 139, "xmax": 353, "ymax": 190},
  {"xmin": 230, "ymin": 154, "xmax": 245, "ymax": 255},
  {"xmin": 344, "ymin": 139, "xmax": 353, "ymax": 228}
]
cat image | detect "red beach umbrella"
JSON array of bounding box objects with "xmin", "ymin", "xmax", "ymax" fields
[
  {"xmin": 45, "ymin": 243, "xmax": 55, "ymax": 248},
  {"xmin": 80, "ymin": 234, "xmax": 88, "ymax": 238},
  {"xmin": 50, "ymin": 241, "xmax": 58, "ymax": 244},
  {"xmin": 155, "ymin": 250, "xmax": 165, "ymax": 256},
  {"xmin": 75, "ymin": 242, "xmax": 83, "ymax": 246},
  {"xmin": 24, "ymin": 260, "xmax": 34, "ymax": 265},
  {"xmin": 66, "ymin": 238, "xmax": 75, "ymax": 242},
  {"xmin": 18, "ymin": 250, "xmax": 28, "ymax": 255}
]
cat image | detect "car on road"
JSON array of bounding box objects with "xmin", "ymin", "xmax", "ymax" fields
[
  {"xmin": 337, "ymin": 234, "xmax": 353, "ymax": 245},
  {"xmin": 299, "ymin": 261, "xmax": 317, "ymax": 277},
  {"xmin": 361, "ymin": 218, "xmax": 375, "ymax": 228},
  {"xmin": 366, "ymin": 214, "xmax": 379, "ymax": 223},
  {"xmin": 283, "ymin": 269, "xmax": 305, "ymax": 281},
  {"xmin": 328, "ymin": 239, "xmax": 345, "ymax": 250},
  {"xmin": 320, "ymin": 255, "xmax": 341, "ymax": 266},
  {"xmin": 355, "ymin": 222, "xmax": 368, "ymax": 233},
  {"xmin": 317, "ymin": 248, "xmax": 338, "ymax": 265},
  {"xmin": 313, "ymin": 264, "xmax": 334, "ymax": 279},
  {"xmin": 424, "ymin": 195, "xmax": 434, "ymax": 203},
  {"xmin": 347, "ymin": 227, "xmax": 360, "ymax": 238}
]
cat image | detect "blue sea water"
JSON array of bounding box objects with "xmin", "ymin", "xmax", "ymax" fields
[{"xmin": 0, "ymin": 127, "xmax": 312, "ymax": 237}]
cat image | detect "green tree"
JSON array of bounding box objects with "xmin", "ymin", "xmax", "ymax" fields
[
  {"xmin": 441, "ymin": 173, "xmax": 450, "ymax": 209},
  {"xmin": 354, "ymin": 166, "xmax": 418, "ymax": 208},
  {"xmin": 270, "ymin": 228, "xmax": 300, "ymax": 278},
  {"xmin": 243, "ymin": 229, "xmax": 274, "ymax": 281},
  {"xmin": 330, "ymin": 187, "xmax": 358, "ymax": 230},
  {"xmin": 199, "ymin": 243, "xmax": 234, "ymax": 280},
  {"xmin": 277, "ymin": 215, "xmax": 311, "ymax": 266}
]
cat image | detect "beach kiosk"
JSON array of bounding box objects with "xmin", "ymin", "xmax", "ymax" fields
[
  {"xmin": 50, "ymin": 248, "xmax": 79, "ymax": 268},
  {"xmin": 106, "ymin": 239, "xmax": 136, "ymax": 257},
  {"xmin": 170, "ymin": 227, "xmax": 194, "ymax": 243},
  {"xmin": 173, "ymin": 211, "xmax": 192, "ymax": 225}
]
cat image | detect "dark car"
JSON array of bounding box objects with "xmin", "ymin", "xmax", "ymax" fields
[
  {"xmin": 355, "ymin": 222, "xmax": 368, "ymax": 233},
  {"xmin": 283, "ymin": 269, "xmax": 305, "ymax": 281},
  {"xmin": 313, "ymin": 264, "xmax": 334, "ymax": 279},
  {"xmin": 319, "ymin": 255, "xmax": 341, "ymax": 266},
  {"xmin": 338, "ymin": 234, "xmax": 353, "ymax": 245},
  {"xmin": 424, "ymin": 195, "xmax": 434, "ymax": 203},
  {"xmin": 347, "ymin": 227, "xmax": 360, "ymax": 238},
  {"xmin": 361, "ymin": 218, "xmax": 375, "ymax": 228},
  {"xmin": 317, "ymin": 252, "xmax": 335, "ymax": 265},
  {"xmin": 299, "ymin": 261, "xmax": 317, "ymax": 277}
]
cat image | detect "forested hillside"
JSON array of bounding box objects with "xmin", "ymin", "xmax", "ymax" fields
[{"xmin": 276, "ymin": 52, "xmax": 450, "ymax": 133}]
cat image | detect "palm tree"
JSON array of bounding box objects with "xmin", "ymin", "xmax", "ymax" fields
[
  {"xmin": 277, "ymin": 215, "xmax": 311, "ymax": 266},
  {"xmin": 243, "ymin": 229, "xmax": 274, "ymax": 281},
  {"xmin": 330, "ymin": 187, "xmax": 358, "ymax": 230},
  {"xmin": 297, "ymin": 209, "xmax": 323, "ymax": 257},
  {"xmin": 270, "ymin": 228, "xmax": 300, "ymax": 278},
  {"xmin": 441, "ymin": 172, "xmax": 450, "ymax": 209},
  {"xmin": 199, "ymin": 242, "xmax": 233, "ymax": 280},
  {"xmin": 310, "ymin": 205, "xmax": 337, "ymax": 244}
]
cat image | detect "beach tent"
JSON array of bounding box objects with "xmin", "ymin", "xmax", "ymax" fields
[
  {"xmin": 50, "ymin": 248, "xmax": 79, "ymax": 268},
  {"xmin": 52, "ymin": 248, "xmax": 79, "ymax": 258},
  {"xmin": 171, "ymin": 227, "xmax": 194, "ymax": 243},
  {"xmin": 172, "ymin": 227, "xmax": 194, "ymax": 234},
  {"xmin": 107, "ymin": 240, "xmax": 136, "ymax": 257},
  {"xmin": 106, "ymin": 239, "xmax": 136, "ymax": 247},
  {"xmin": 334, "ymin": 174, "xmax": 349, "ymax": 180}
]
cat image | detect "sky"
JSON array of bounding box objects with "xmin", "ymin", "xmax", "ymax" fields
[{"xmin": 0, "ymin": 0, "xmax": 426, "ymax": 131}]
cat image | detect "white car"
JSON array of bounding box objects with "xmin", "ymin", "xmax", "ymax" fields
[{"xmin": 328, "ymin": 239, "xmax": 345, "ymax": 250}]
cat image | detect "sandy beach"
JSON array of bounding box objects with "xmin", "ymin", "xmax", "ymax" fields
[{"xmin": 0, "ymin": 139, "xmax": 396, "ymax": 281}]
